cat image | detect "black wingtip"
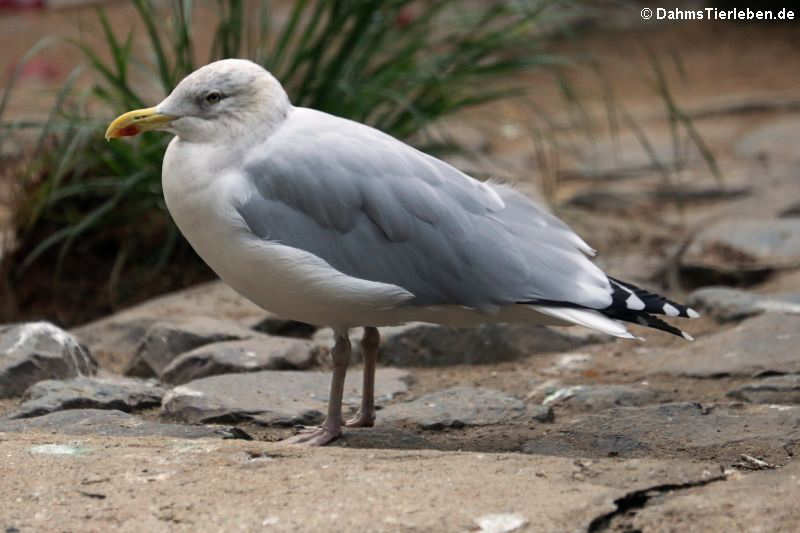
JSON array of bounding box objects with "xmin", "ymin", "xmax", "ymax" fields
[
  {"xmin": 607, "ymin": 277, "xmax": 697, "ymax": 319},
  {"xmin": 605, "ymin": 308, "xmax": 695, "ymax": 341}
]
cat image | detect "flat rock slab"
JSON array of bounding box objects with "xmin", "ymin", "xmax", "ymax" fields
[
  {"xmin": 0, "ymin": 409, "xmax": 242, "ymax": 439},
  {"xmin": 569, "ymin": 133, "xmax": 700, "ymax": 180},
  {"xmin": 728, "ymin": 375, "xmax": 800, "ymax": 404},
  {"xmin": 315, "ymin": 322, "xmax": 606, "ymax": 367},
  {"xmin": 0, "ymin": 431, "xmax": 722, "ymax": 533},
  {"xmin": 541, "ymin": 384, "xmax": 661, "ymax": 411},
  {"xmin": 688, "ymin": 286, "xmax": 800, "ymax": 322},
  {"xmin": 123, "ymin": 317, "xmax": 257, "ymax": 378},
  {"xmin": 161, "ymin": 369, "xmax": 410, "ymax": 426},
  {"xmin": 380, "ymin": 387, "xmax": 550, "ymax": 429},
  {"xmin": 160, "ymin": 337, "xmax": 321, "ymax": 385},
  {"xmin": 0, "ymin": 322, "xmax": 97, "ymax": 398},
  {"xmin": 72, "ymin": 281, "xmax": 268, "ymax": 373},
  {"xmin": 522, "ymin": 402, "xmax": 800, "ymax": 460},
  {"xmin": 683, "ymin": 218, "xmax": 800, "ymax": 272},
  {"xmin": 70, "ymin": 317, "xmax": 157, "ymax": 375},
  {"xmin": 735, "ymin": 117, "xmax": 800, "ymax": 161},
  {"xmin": 9, "ymin": 376, "xmax": 165, "ymax": 419},
  {"xmin": 644, "ymin": 313, "xmax": 800, "ymax": 377},
  {"xmin": 632, "ymin": 460, "xmax": 800, "ymax": 533}
]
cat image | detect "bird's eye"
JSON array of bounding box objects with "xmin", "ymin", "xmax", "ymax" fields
[{"xmin": 205, "ymin": 91, "xmax": 222, "ymax": 104}]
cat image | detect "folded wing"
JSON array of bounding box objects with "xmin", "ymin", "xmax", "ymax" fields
[{"xmin": 235, "ymin": 107, "xmax": 614, "ymax": 312}]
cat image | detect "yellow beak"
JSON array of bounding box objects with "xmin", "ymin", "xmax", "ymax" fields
[{"xmin": 105, "ymin": 107, "xmax": 176, "ymax": 140}]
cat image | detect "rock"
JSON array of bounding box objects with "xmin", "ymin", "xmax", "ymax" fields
[
  {"xmin": 251, "ymin": 317, "xmax": 317, "ymax": 338},
  {"xmin": 0, "ymin": 409, "xmax": 245, "ymax": 439},
  {"xmin": 688, "ymin": 286, "xmax": 800, "ymax": 322},
  {"xmin": 646, "ymin": 313, "xmax": 800, "ymax": 378},
  {"xmin": 779, "ymin": 201, "xmax": 800, "ymax": 218},
  {"xmin": 727, "ymin": 375, "xmax": 800, "ymax": 404},
  {"xmin": 632, "ymin": 460, "xmax": 800, "ymax": 532},
  {"xmin": 0, "ymin": 322, "xmax": 97, "ymax": 398},
  {"xmin": 683, "ymin": 218, "xmax": 800, "ymax": 274},
  {"xmin": 9, "ymin": 376, "xmax": 165, "ymax": 419},
  {"xmin": 71, "ymin": 318, "xmax": 156, "ymax": 374},
  {"xmin": 123, "ymin": 317, "xmax": 256, "ymax": 378},
  {"xmin": 160, "ymin": 337, "xmax": 320, "ymax": 385},
  {"xmin": 735, "ymin": 117, "xmax": 800, "ymax": 162},
  {"xmin": 566, "ymin": 185, "xmax": 751, "ymax": 213},
  {"xmin": 72, "ymin": 281, "xmax": 269, "ymax": 372},
  {"xmin": 541, "ymin": 385, "xmax": 660, "ymax": 411},
  {"xmin": 161, "ymin": 368, "xmax": 410, "ymax": 426},
  {"xmin": 380, "ymin": 387, "xmax": 543, "ymax": 429},
  {"xmin": 567, "ymin": 133, "xmax": 700, "ymax": 180},
  {"xmin": 522, "ymin": 402, "xmax": 800, "ymax": 460},
  {"xmin": 427, "ymin": 118, "xmax": 490, "ymax": 153},
  {"xmin": 315, "ymin": 323, "xmax": 606, "ymax": 367}
]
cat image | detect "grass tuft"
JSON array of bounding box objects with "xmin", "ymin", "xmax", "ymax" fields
[{"xmin": 1, "ymin": 0, "xmax": 570, "ymax": 323}]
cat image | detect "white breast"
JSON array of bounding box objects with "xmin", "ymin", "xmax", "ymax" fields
[{"xmin": 161, "ymin": 139, "xmax": 414, "ymax": 327}]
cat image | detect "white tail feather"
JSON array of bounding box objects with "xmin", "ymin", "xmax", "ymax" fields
[{"xmin": 528, "ymin": 305, "xmax": 636, "ymax": 339}]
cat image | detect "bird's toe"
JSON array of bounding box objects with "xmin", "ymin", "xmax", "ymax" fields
[
  {"xmin": 282, "ymin": 425, "xmax": 342, "ymax": 446},
  {"xmin": 345, "ymin": 410, "xmax": 375, "ymax": 428}
]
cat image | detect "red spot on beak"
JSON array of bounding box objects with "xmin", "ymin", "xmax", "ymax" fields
[{"xmin": 116, "ymin": 125, "xmax": 141, "ymax": 137}]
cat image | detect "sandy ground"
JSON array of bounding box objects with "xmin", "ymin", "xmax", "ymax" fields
[{"xmin": 2, "ymin": 4, "xmax": 800, "ymax": 533}]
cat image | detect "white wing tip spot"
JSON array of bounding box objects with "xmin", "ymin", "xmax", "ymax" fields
[
  {"xmin": 687, "ymin": 308, "xmax": 700, "ymax": 319},
  {"xmin": 682, "ymin": 330, "xmax": 695, "ymax": 341},
  {"xmin": 663, "ymin": 303, "xmax": 680, "ymax": 317},
  {"xmin": 626, "ymin": 293, "xmax": 646, "ymax": 311}
]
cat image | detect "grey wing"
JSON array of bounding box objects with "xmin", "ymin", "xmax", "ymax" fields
[{"xmin": 236, "ymin": 108, "xmax": 613, "ymax": 311}]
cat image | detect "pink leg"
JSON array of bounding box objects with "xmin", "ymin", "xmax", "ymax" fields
[
  {"xmin": 284, "ymin": 329, "xmax": 351, "ymax": 446},
  {"xmin": 346, "ymin": 327, "xmax": 379, "ymax": 428}
]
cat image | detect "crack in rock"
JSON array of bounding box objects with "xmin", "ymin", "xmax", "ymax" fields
[{"xmin": 587, "ymin": 472, "xmax": 728, "ymax": 532}]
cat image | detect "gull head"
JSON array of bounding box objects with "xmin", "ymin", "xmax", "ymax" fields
[{"xmin": 105, "ymin": 59, "xmax": 290, "ymax": 143}]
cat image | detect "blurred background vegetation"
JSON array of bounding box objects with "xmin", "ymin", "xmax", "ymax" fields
[
  {"xmin": 2, "ymin": 0, "xmax": 581, "ymax": 324},
  {"xmin": 1, "ymin": 0, "xmax": 795, "ymax": 326}
]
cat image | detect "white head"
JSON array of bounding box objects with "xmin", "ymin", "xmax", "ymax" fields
[{"xmin": 106, "ymin": 59, "xmax": 291, "ymax": 144}]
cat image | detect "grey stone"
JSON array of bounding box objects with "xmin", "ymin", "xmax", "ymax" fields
[
  {"xmin": 779, "ymin": 201, "xmax": 800, "ymax": 218},
  {"xmin": 0, "ymin": 409, "xmax": 244, "ymax": 439},
  {"xmin": 647, "ymin": 313, "xmax": 800, "ymax": 378},
  {"xmin": 735, "ymin": 117, "xmax": 800, "ymax": 162},
  {"xmin": 161, "ymin": 368, "xmax": 409, "ymax": 426},
  {"xmin": 727, "ymin": 375, "xmax": 800, "ymax": 404},
  {"xmin": 688, "ymin": 286, "xmax": 800, "ymax": 322},
  {"xmin": 683, "ymin": 218, "xmax": 800, "ymax": 272},
  {"xmin": 566, "ymin": 186, "xmax": 751, "ymax": 213},
  {"xmin": 161, "ymin": 337, "xmax": 321, "ymax": 385},
  {"xmin": 569, "ymin": 133, "xmax": 700, "ymax": 180},
  {"xmin": 522, "ymin": 402, "xmax": 800, "ymax": 459},
  {"xmin": 0, "ymin": 322, "xmax": 97, "ymax": 398},
  {"xmin": 315, "ymin": 323, "xmax": 606, "ymax": 367},
  {"xmin": 9, "ymin": 376, "xmax": 165, "ymax": 419},
  {"xmin": 72, "ymin": 281, "xmax": 269, "ymax": 372},
  {"xmin": 426, "ymin": 118, "xmax": 490, "ymax": 153},
  {"xmin": 541, "ymin": 384, "xmax": 660, "ymax": 411},
  {"xmin": 71, "ymin": 318, "xmax": 155, "ymax": 374},
  {"xmin": 632, "ymin": 459, "xmax": 800, "ymax": 532},
  {"xmin": 123, "ymin": 317, "xmax": 256, "ymax": 378},
  {"xmin": 380, "ymin": 387, "xmax": 542, "ymax": 429}
]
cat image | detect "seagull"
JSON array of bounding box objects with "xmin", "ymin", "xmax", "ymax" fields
[{"xmin": 106, "ymin": 59, "xmax": 698, "ymax": 445}]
